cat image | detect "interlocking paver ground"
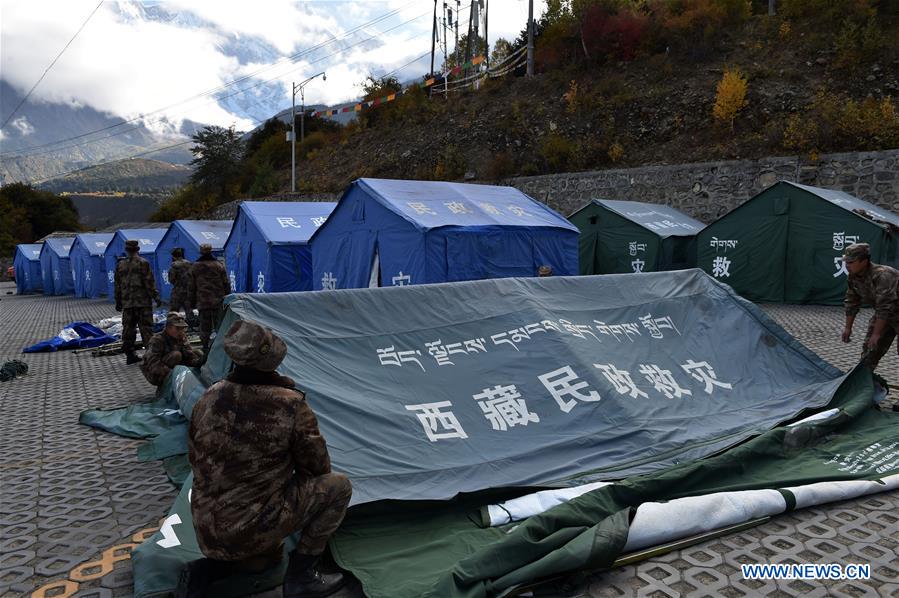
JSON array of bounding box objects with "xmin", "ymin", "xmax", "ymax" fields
[{"xmin": 1, "ymin": 282, "xmax": 897, "ymax": 597}]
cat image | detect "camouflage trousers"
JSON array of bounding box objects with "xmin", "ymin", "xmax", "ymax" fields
[
  {"xmin": 122, "ymin": 307, "xmax": 153, "ymax": 354},
  {"xmin": 198, "ymin": 305, "xmax": 224, "ymax": 352},
  {"xmin": 169, "ymin": 292, "xmax": 196, "ymax": 328},
  {"xmin": 860, "ymin": 316, "xmax": 899, "ymax": 371},
  {"xmin": 289, "ymin": 472, "xmax": 353, "ymax": 555}
]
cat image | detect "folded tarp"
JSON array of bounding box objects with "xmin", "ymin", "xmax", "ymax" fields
[{"xmin": 22, "ymin": 322, "xmax": 116, "ymax": 352}]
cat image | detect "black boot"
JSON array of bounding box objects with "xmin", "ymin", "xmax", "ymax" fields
[
  {"xmin": 125, "ymin": 351, "xmax": 141, "ymax": 365},
  {"xmin": 283, "ymin": 553, "xmax": 346, "ymax": 598}
]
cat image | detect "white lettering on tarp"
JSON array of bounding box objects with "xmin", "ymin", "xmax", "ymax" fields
[
  {"xmin": 444, "ymin": 202, "xmax": 473, "ymax": 215},
  {"xmin": 463, "ymin": 338, "xmax": 488, "ymax": 353},
  {"xmin": 711, "ymin": 256, "xmax": 732, "ymax": 278},
  {"xmin": 377, "ymin": 346, "xmax": 426, "ymax": 371},
  {"xmin": 507, "ymin": 205, "xmax": 530, "ymax": 218},
  {"xmin": 629, "ymin": 242, "xmax": 647, "ymax": 256},
  {"xmin": 277, "ymin": 217, "xmax": 302, "ymax": 228},
  {"xmin": 832, "ymin": 232, "xmax": 860, "ymax": 251},
  {"xmin": 825, "ymin": 441, "xmax": 899, "ymax": 475},
  {"xmin": 833, "ymin": 256, "xmax": 849, "ymax": 278},
  {"xmin": 392, "ymin": 271, "xmax": 411, "ymax": 286},
  {"xmin": 157, "ymin": 514, "xmax": 183, "ymax": 548},
  {"xmin": 639, "ymin": 364, "xmax": 692, "ymax": 399},
  {"xmin": 140, "ymin": 238, "xmax": 153, "ymax": 246},
  {"xmin": 538, "ymin": 366, "xmax": 601, "ymax": 413},
  {"xmin": 200, "ymin": 232, "xmax": 219, "ymax": 240},
  {"xmin": 407, "ymin": 202, "xmax": 437, "ymax": 216},
  {"xmin": 229, "ymin": 271, "xmax": 236, "ymax": 290},
  {"xmin": 85, "ymin": 270, "xmax": 91, "ymax": 281},
  {"xmin": 631, "ymin": 259, "xmax": 645, "ymax": 273},
  {"xmin": 162, "ymin": 269, "xmax": 170, "ymax": 285},
  {"xmin": 639, "ymin": 314, "xmax": 681, "ymax": 339},
  {"xmin": 594, "ymin": 364, "xmax": 648, "ymax": 399},
  {"xmin": 94, "ymin": 242, "xmax": 106, "ymax": 248},
  {"xmin": 311, "ymin": 216, "xmax": 327, "ymax": 227},
  {"xmin": 473, "ymin": 384, "xmax": 540, "ymax": 431},
  {"xmin": 709, "ymin": 237, "xmax": 739, "ymax": 252},
  {"xmin": 680, "ymin": 360, "xmax": 733, "ymax": 394},
  {"xmin": 478, "ymin": 202, "xmax": 502, "ymax": 216},
  {"xmin": 321, "ymin": 272, "xmax": 337, "ymax": 290},
  {"xmin": 425, "ymin": 340, "xmax": 454, "ymax": 366},
  {"xmin": 405, "ymin": 401, "xmax": 468, "ymax": 441},
  {"xmin": 257, "ymin": 272, "xmax": 265, "ymax": 293}
]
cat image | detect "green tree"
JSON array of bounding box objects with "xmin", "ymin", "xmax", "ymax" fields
[
  {"xmin": 357, "ymin": 75, "xmax": 403, "ymax": 128},
  {"xmin": 442, "ymin": 33, "xmax": 488, "ymax": 71},
  {"xmin": 188, "ymin": 125, "xmax": 245, "ymax": 201},
  {"xmin": 490, "ymin": 37, "xmax": 514, "ymax": 65},
  {"xmin": 0, "ymin": 183, "xmax": 81, "ymax": 254}
]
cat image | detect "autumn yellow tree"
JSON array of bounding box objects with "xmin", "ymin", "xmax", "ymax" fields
[{"xmin": 713, "ymin": 67, "xmax": 749, "ymax": 131}]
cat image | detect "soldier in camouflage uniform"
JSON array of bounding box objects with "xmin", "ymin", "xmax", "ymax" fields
[
  {"xmin": 115, "ymin": 239, "xmax": 162, "ymax": 365},
  {"xmin": 140, "ymin": 312, "xmax": 204, "ymax": 386},
  {"xmin": 167, "ymin": 248, "xmax": 194, "ymax": 326},
  {"xmin": 188, "ymin": 243, "xmax": 231, "ymax": 352},
  {"xmin": 841, "ymin": 242, "xmax": 899, "ymax": 370},
  {"xmin": 186, "ymin": 320, "xmax": 352, "ymax": 597}
]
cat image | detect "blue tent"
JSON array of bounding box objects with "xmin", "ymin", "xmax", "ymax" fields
[
  {"xmin": 104, "ymin": 229, "xmax": 167, "ymax": 302},
  {"xmin": 13, "ymin": 244, "xmax": 43, "ymax": 294},
  {"xmin": 39, "ymin": 237, "xmax": 75, "ymax": 296},
  {"xmin": 310, "ymin": 178, "xmax": 579, "ymax": 290},
  {"xmin": 155, "ymin": 220, "xmax": 232, "ymax": 300},
  {"xmin": 70, "ymin": 233, "xmax": 114, "ymax": 298},
  {"xmin": 224, "ymin": 201, "xmax": 337, "ymax": 293}
]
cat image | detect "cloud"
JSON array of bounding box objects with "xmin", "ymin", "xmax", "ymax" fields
[{"xmin": 10, "ymin": 116, "xmax": 35, "ymax": 136}]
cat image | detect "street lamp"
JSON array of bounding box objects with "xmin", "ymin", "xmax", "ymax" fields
[{"xmin": 291, "ymin": 71, "xmax": 326, "ymax": 193}]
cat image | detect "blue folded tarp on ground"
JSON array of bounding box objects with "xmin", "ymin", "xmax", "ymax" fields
[{"xmin": 23, "ymin": 322, "xmax": 117, "ymax": 353}]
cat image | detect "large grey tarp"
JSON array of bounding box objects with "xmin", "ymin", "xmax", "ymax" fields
[{"xmin": 196, "ymin": 269, "xmax": 844, "ymax": 506}]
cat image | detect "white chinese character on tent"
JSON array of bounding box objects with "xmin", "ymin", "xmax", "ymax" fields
[
  {"xmin": 54, "ymin": 270, "xmax": 60, "ymax": 281},
  {"xmin": 277, "ymin": 217, "xmax": 302, "ymax": 229},
  {"xmin": 472, "ymin": 385, "xmax": 540, "ymax": 431},
  {"xmin": 631, "ymin": 259, "xmax": 645, "ymax": 273},
  {"xmin": 444, "ymin": 202, "xmax": 473, "ymax": 215},
  {"xmin": 392, "ymin": 271, "xmax": 411, "ymax": 286},
  {"xmin": 108, "ymin": 271, "xmax": 114, "ymax": 284},
  {"xmin": 256, "ymin": 272, "xmax": 265, "ymax": 293},
  {"xmin": 594, "ymin": 364, "xmax": 648, "ymax": 399},
  {"xmin": 229, "ymin": 271, "xmax": 236, "ymax": 290},
  {"xmin": 507, "ymin": 205, "xmax": 529, "ymax": 217},
  {"xmin": 311, "ymin": 217, "xmax": 327, "ymax": 227},
  {"xmin": 638, "ymin": 364, "xmax": 692, "ymax": 399},
  {"xmin": 95, "ymin": 242, "xmax": 106, "ymax": 248},
  {"xmin": 201, "ymin": 232, "xmax": 219, "ymax": 240},
  {"xmin": 538, "ymin": 366, "xmax": 601, "ymax": 413},
  {"xmin": 680, "ymin": 360, "xmax": 733, "ymax": 394},
  {"xmin": 479, "ymin": 202, "xmax": 502, "ymax": 216},
  {"xmin": 405, "ymin": 402, "xmax": 468, "ymax": 441},
  {"xmin": 140, "ymin": 239, "xmax": 153, "ymax": 246},
  {"xmin": 85, "ymin": 270, "xmax": 91, "ymax": 281},
  {"xmin": 321, "ymin": 272, "xmax": 337, "ymax": 290},
  {"xmin": 162, "ymin": 270, "xmax": 170, "ymax": 285},
  {"xmin": 711, "ymin": 256, "xmax": 731, "ymax": 278},
  {"xmin": 407, "ymin": 202, "xmax": 437, "ymax": 216},
  {"xmin": 832, "ymin": 232, "xmax": 860, "ymax": 252},
  {"xmin": 833, "ymin": 257, "xmax": 848, "ymax": 278},
  {"xmin": 628, "ymin": 242, "xmax": 647, "ymax": 256}
]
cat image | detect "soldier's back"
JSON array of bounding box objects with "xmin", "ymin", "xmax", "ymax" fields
[
  {"xmin": 116, "ymin": 256, "xmax": 153, "ymax": 308},
  {"xmin": 191, "ymin": 258, "xmax": 228, "ymax": 309}
]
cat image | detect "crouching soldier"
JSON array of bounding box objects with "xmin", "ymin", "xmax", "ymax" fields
[
  {"xmin": 140, "ymin": 312, "xmax": 204, "ymax": 386},
  {"xmin": 183, "ymin": 320, "xmax": 352, "ymax": 597}
]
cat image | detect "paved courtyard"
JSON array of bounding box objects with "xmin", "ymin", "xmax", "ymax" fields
[{"xmin": 0, "ymin": 282, "xmax": 897, "ymax": 597}]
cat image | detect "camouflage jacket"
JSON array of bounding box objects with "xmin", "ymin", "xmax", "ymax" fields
[
  {"xmin": 845, "ymin": 263, "xmax": 899, "ymax": 320},
  {"xmin": 188, "ymin": 369, "xmax": 331, "ymax": 560},
  {"xmin": 168, "ymin": 258, "xmax": 192, "ymax": 301},
  {"xmin": 189, "ymin": 255, "xmax": 230, "ymax": 310},
  {"xmin": 139, "ymin": 332, "xmax": 204, "ymax": 386},
  {"xmin": 114, "ymin": 255, "xmax": 159, "ymax": 309}
]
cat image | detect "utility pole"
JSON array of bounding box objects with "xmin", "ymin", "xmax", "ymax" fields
[
  {"xmin": 526, "ymin": 0, "xmax": 534, "ymax": 77},
  {"xmin": 454, "ymin": 0, "xmax": 460, "ymax": 67},
  {"xmin": 290, "ymin": 72, "xmax": 326, "ymax": 193},
  {"xmin": 484, "ymin": 0, "xmax": 489, "ymax": 67},
  {"xmin": 768, "ymin": 0, "xmax": 776, "ymax": 15},
  {"xmin": 430, "ymin": 0, "xmax": 437, "ymax": 76}
]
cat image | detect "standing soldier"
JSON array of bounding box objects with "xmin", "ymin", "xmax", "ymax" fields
[
  {"xmin": 189, "ymin": 243, "xmax": 231, "ymax": 352},
  {"xmin": 115, "ymin": 239, "xmax": 162, "ymax": 365},
  {"xmin": 168, "ymin": 248, "xmax": 194, "ymax": 326},
  {"xmin": 840, "ymin": 242, "xmax": 899, "ymax": 370}
]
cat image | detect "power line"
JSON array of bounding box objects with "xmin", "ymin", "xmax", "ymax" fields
[
  {"xmin": 5, "ymin": 10, "xmax": 433, "ymax": 161},
  {"xmin": 1, "ymin": 0, "xmax": 421, "ymax": 157},
  {"xmin": 1, "ymin": 1, "xmax": 104, "ymax": 130}
]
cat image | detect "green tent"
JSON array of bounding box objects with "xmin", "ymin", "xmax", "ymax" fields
[
  {"xmin": 568, "ymin": 199, "xmax": 704, "ymax": 275},
  {"xmin": 697, "ymin": 181, "xmax": 899, "ymax": 304}
]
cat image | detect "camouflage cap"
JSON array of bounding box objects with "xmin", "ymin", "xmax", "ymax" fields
[
  {"xmin": 223, "ymin": 320, "xmax": 287, "ymax": 372},
  {"xmin": 165, "ymin": 312, "xmax": 189, "ymax": 328},
  {"xmin": 199, "ymin": 243, "xmax": 213, "ymax": 254},
  {"xmin": 843, "ymin": 242, "xmax": 871, "ymax": 262},
  {"xmin": 124, "ymin": 239, "xmax": 140, "ymax": 251}
]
